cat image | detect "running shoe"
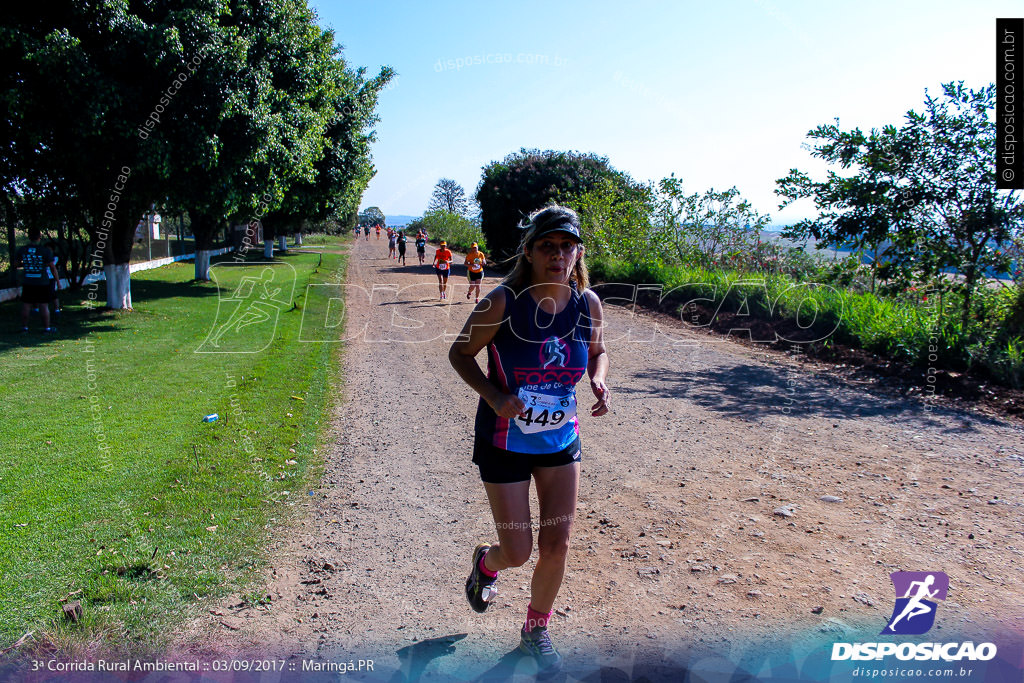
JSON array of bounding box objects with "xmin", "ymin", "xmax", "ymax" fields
[
  {"xmin": 519, "ymin": 626, "xmax": 562, "ymax": 674},
  {"xmin": 465, "ymin": 542, "xmax": 497, "ymax": 613}
]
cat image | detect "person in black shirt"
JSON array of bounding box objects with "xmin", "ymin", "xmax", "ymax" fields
[
  {"xmin": 396, "ymin": 230, "xmax": 408, "ymax": 265},
  {"xmin": 415, "ymin": 230, "xmax": 427, "ymax": 265},
  {"xmin": 14, "ymin": 227, "xmax": 60, "ymax": 332}
]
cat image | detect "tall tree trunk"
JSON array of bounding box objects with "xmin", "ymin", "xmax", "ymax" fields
[
  {"xmin": 104, "ymin": 201, "xmax": 145, "ymax": 310},
  {"xmin": 961, "ymin": 266, "xmax": 976, "ymax": 330},
  {"xmin": 191, "ymin": 210, "xmax": 219, "ymax": 281},
  {"xmin": 3, "ymin": 196, "xmax": 17, "ymax": 286},
  {"xmin": 104, "ymin": 263, "xmax": 132, "ymax": 309},
  {"xmin": 263, "ymin": 222, "xmax": 276, "ymax": 259}
]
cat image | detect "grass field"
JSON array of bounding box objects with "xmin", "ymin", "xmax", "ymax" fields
[{"xmin": 0, "ymin": 243, "xmax": 347, "ymax": 654}]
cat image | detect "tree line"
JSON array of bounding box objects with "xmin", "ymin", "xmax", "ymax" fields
[
  {"xmin": 1, "ymin": 1, "xmax": 393, "ymax": 306},
  {"xmin": 408, "ymin": 82, "xmax": 1022, "ymax": 385},
  {"xmin": 440, "ymin": 82, "xmax": 1021, "ymax": 332}
]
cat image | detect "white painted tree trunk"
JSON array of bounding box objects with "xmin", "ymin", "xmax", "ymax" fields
[
  {"xmin": 104, "ymin": 263, "xmax": 133, "ymax": 309},
  {"xmin": 295, "ymin": 232, "xmax": 303, "ymax": 246},
  {"xmin": 278, "ymin": 235, "xmax": 287, "ymax": 252},
  {"xmin": 264, "ymin": 240, "xmax": 274, "ymax": 258},
  {"xmin": 195, "ymin": 250, "xmax": 212, "ymax": 281}
]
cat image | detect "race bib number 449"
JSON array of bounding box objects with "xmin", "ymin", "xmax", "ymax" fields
[{"xmin": 515, "ymin": 388, "xmax": 576, "ymax": 435}]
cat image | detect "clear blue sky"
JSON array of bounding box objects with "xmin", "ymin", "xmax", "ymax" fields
[{"xmin": 310, "ymin": 0, "xmax": 1018, "ymax": 225}]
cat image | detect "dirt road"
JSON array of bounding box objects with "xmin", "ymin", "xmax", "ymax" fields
[{"xmin": 176, "ymin": 236, "xmax": 1024, "ymax": 679}]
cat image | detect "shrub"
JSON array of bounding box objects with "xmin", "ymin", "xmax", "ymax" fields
[
  {"xmin": 412, "ymin": 210, "xmax": 485, "ymax": 253},
  {"xmin": 476, "ymin": 148, "xmax": 645, "ymax": 260}
]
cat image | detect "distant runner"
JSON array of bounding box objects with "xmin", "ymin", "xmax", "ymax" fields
[
  {"xmin": 364, "ymin": 224, "xmax": 370, "ymax": 240},
  {"xmin": 432, "ymin": 240, "xmax": 453, "ymax": 300},
  {"xmin": 375, "ymin": 224, "xmax": 381, "ymax": 240},
  {"xmin": 415, "ymin": 230, "xmax": 427, "ymax": 265},
  {"xmin": 388, "ymin": 230, "xmax": 398, "ymax": 260},
  {"xmin": 464, "ymin": 241, "xmax": 486, "ymax": 303},
  {"xmin": 14, "ymin": 227, "xmax": 61, "ymax": 333},
  {"xmin": 396, "ymin": 230, "xmax": 408, "ymax": 266},
  {"xmin": 448, "ymin": 206, "xmax": 609, "ymax": 675}
]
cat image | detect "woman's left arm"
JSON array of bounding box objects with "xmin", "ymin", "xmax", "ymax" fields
[{"xmin": 584, "ymin": 288, "xmax": 609, "ymax": 416}]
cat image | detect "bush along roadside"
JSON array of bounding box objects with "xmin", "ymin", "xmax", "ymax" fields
[{"xmin": 588, "ymin": 256, "xmax": 1024, "ymax": 396}]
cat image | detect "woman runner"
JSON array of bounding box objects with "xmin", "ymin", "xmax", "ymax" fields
[
  {"xmin": 464, "ymin": 241, "xmax": 486, "ymax": 303},
  {"xmin": 433, "ymin": 240, "xmax": 453, "ymax": 299},
  {"xmin": 448, "ymin": 206, "xmax": 609, "ymax": 674},
  {"xmin": 415, "ymin": 230, "xmax": 427, "ymax": 265},
  {"xmin": 388, "ymin": 229, "xmax": 397, "ymax": 260},
  {"xmin": 396, "ymin": 230, "xmax": 408, "ymax": 265}
]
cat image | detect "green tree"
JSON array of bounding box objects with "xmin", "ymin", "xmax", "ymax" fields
[
  {"xmin": 428, "ymin": 178, "xmax": 469, "ymax": 215},
  {"xmin": 901, "ymin": 83, "xmax": 1022, "ymax": 326},
  {"xmin": 777, "ymin": 82, "xmax": 1023, "ymax": 324},
  {"xmin": 475, "ymin": 148, "xmax": 645, "ymax": 260},
  {"xmin": 1, "ymin": 2, "xmax": 188, "ymax": 306},
  {"xmin": 2, "ymin": 0, "xmax": 391, "ymax": 297},
  {"xmin": 560, "ymin": 177, "xmax": 656, "ymax": 265},
  {"xmin": 776, "ymin": 121, "xmax": 921, "ymax": 293},
  {"xmin": 261, "ymin": 63, "xmax": 394, "ymax": 247},
  {"xmin": 411, "ymin": 210, "xmax": 484, "ymax": 252},
  {"xmin": 359, "ymin": 206, "xmax": 385, "ymax": 227},
  {"xmin": 160, "ymin": 0, "xmax": 347, "ymax": 277},
  {"xmin": 653, "ymin": 175, "xmax": 770, "ymax": 270}
]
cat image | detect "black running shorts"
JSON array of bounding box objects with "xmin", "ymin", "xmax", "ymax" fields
[
  {"xmin": 473, "ymin": 436, "xmax": 581, "ymax": 484},
  {"xmin": 467, "ymin": 270, "xmax": 483, "ymax": 282},
  {"xmin": 21, "ymin": 282, "xmax": 54, "ymax": 304}
]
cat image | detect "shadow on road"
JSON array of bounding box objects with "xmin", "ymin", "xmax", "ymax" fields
[
  {"xmin": 620, "ymin": 363, "xmax": 1006, "ymax": 432},
  {"xmin": 390, "ymin": 633, "xmax": 467, "ymax": 683}
]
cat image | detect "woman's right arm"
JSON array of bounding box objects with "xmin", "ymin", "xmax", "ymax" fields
[{"xmin": 448, "ymin": 287, "xmax": 525, "ymax": 419}]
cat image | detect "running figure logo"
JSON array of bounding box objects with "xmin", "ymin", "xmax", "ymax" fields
[
  {"xmin": 540, "ymin": 336, "xmax": 568, "ymax": 369},
  {"xmin": 881, "ymin": 571, "xmax": 949, "ymax": 635},
  {"xmin": 197, "ymin": 263, "xmax": 295, "ymax": 354}
]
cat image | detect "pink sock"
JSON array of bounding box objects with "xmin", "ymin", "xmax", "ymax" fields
[
  {"xmin": 525, "ymin": 604, "xmax": 551, "ymax": 631},
  {"xmin": 478, "ymin": 550, "xmax": 498, "ymax": 578}
]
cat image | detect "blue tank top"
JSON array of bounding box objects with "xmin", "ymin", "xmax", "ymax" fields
[{"xmin": 475, "ymin": 284, "xmax": 592, "ymax": 454}]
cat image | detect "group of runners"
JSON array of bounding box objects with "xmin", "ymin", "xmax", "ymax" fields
[
  {"xmin": 371, "ymin": 224, "xmax": 488, "ymax": 302},
  {"xmin": 385, "ymin": 225, "xmax": 408, "ymax": 264},
  {"xmin": 431, "ymin": 240, "xmax": 488, "ymax": 301}
]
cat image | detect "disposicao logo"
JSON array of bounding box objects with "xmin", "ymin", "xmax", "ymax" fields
[
  {"xmin": 882, "ymin": 571, "xmax": 948, "ymax": 635},
  {"xmin": 831, "ymin": 571, "xmax": 997, "ymax": 663}
]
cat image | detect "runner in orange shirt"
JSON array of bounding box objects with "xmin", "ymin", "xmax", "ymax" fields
[
  {"xmin": 465, "ymin": 241, "xmax": 487, "ymax": 303},
  {"xmin": 433, "ymin": 240, "xmax": 453, "ymax": 300}
]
